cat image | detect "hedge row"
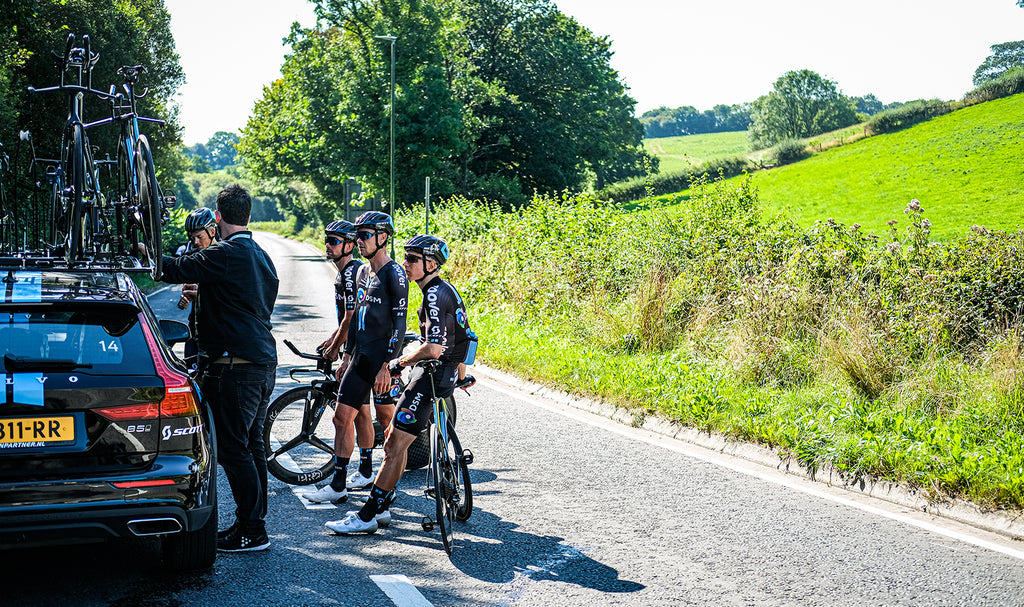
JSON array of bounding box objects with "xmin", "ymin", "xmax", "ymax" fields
[{"xmin": 596, "ymin": 155, "xmax": 750, "ymax": 202}]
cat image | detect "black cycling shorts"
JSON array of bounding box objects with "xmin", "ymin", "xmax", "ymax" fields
[
  {"xmin": 337, "ymin": 353, "xmax": 390, "ymax": 410},
  {"xmin": 391, "ymin": 363, "xmax": 458, "ymax": 436}
]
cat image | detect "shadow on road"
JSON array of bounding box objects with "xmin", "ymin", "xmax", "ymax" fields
[
  {"xmin": 382, "ymin": 467, "xmax": 644, "ymax": 599},
  {"xmin": 273, "ymin": 294, "xmax": 321, "ymax": 324}
]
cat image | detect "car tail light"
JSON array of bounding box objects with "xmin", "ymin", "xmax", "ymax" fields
[{"xmin": 96, "ymin": 315, "xmax": 199, "ymax": 422}]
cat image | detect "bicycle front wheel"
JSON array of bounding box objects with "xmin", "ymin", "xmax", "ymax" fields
[
  {"xmin": 134, "ymin": 135, "xmax": 162, "ymax": 279},
  {"xmin": 431, "ymin": 420, "xmax": 470, "ymax": 554},
  {"xmin": 62, "ymin": 123, "xmax": 87, "ymax": 263},
  {"xmin": 264, "ymin": 386, "xmax": 336, "ymax": 485}
]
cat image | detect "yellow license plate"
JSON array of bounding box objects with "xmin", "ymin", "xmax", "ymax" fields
[{"xmin": 0, "ymin": 416, "xmax": 76, "ymax": 445}]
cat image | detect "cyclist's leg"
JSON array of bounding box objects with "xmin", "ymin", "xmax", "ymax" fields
[
  {"xmin": 309, "ymin": 361, "xmax": 369, "ymax": 501},
  {"xmin": 355, "ymin": 366, "xmax": 436, "ymax": 522},
  {"xmin": 352, "ymin": 403, "xmax": 375, "ymax": 485}
]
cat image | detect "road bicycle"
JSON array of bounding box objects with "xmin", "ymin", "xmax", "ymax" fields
[
  {"xmin": 402, "ymin": 359, "xmax": 474, "ymax": 555},
  {"xmin": 264, "ymin": 336, "xmax": 443, "ymax": 485},
  {"xmin": 96, "ymin": 64, "xmax": 172, "ymax": 279},
  {"xmin": 27, "ymin": 33, "xmax": 109, "ymax": 265}
]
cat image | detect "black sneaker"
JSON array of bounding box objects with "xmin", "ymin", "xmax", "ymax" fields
[
  {"xmin": 217, "ymin": 528, "xmax": 270, "ymax": 553},
  {"xmin": 217, "ymin": 521, "xmax": 238, "ymax": 540}
]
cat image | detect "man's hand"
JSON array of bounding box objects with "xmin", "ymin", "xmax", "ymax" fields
[
  {"xmin": 334, "ymin": 353, "xmax": 351, "ymax": 381},
  {"xmin": 181, "ymin": 284, "xmax": 198, "ymax": 302},
  {"xmin": 374, "ymin": 363, "xmax": 391, "ymax": 395}
]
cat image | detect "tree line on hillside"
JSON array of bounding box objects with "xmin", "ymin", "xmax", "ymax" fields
[{"xmin": 238, "ymin": 0, "xmax": 653, "ymax": 224}]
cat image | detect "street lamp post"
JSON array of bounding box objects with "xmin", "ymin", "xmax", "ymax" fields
[{"xmin": 374, "ymin": 34, "xmax": 397, "ymax": 255}]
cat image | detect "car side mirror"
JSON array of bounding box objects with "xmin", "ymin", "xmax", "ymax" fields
[{"xmin": 159, "ymin": 319, "xmax": 191, "ymax": 345}]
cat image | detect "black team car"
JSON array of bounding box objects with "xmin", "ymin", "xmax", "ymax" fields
[{"xmin": 0, "ymin": 270, "xmax": 216, "ymax": 570}]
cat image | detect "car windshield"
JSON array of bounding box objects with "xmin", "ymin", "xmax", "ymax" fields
[{"xmin": 0, "ymin": 308, "xmax": 155, "ymax": 374}]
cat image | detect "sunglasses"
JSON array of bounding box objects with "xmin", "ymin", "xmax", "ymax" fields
[
  {"xmin": 324, "ymin": 236, "xmax": 344, "ymax": 246},
  {"xmin": 403, "ymin": 254, "xmax": 424, "ymax": 264},
  {"xmin": 356, "ymin": 231, "xmax": 376, "ymax": 241}
]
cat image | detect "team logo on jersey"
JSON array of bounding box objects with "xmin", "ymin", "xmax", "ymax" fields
[
  {"xmin": 357, "ymin": 287, "xmax": 366, "ymax": 302},
  {"xmin": 396, "ymin": 409, "xmax": 416, "ymax": 425},
  {"xmin": 456, "ymin": 308, "xmax": 467, "ymax": 328},
  {"xmin": 389, "ymin": 383, "xmax": 403, "ymax": 397}
]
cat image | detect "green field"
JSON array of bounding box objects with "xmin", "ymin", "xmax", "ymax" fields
[
  {"xmin": 650, "ymin": 94, "xmax": 1024, "ymax": 241},
  {"xmin": 644, "ymin": 131, "xmax": 751, "ymax": 173}
]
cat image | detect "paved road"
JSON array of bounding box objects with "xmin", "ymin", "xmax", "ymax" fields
[{"xmin": 3, "ymin": 232, "xmax": 1023, "ymax": 606}]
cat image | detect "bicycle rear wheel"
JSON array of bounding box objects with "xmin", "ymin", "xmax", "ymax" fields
[
  {"xmin": 431, "ymin": 420, "xmax": 469, "ymax": 554},
  {"xmin": 135, "ymin": 135, "xmax": 162, "ymax": 278},
  {"xmin": 406, "ymin": 395, "xmax": 456, "ymax": 470},
  {"xmin": 264, "ymin": 386, "xmax": 336, "ymax": 485}
]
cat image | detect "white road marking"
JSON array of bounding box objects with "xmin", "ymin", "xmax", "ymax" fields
[
  {"xmin": 484, "ymin": 381, "xmax": 1024, "ymax": 562},
  {"xmin": 370, "ymin": 574, "xmax": 434, "ymax": 607}
]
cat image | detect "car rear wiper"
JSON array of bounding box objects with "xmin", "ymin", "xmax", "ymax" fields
[{"xmin": 3, "ymin": 354, "xmax": 94, "ymax": 372}]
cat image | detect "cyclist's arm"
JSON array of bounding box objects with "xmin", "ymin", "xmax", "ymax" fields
[
  {"xmin": 383, "ymin": 265, "xmax": 409, "ymax": 361},
  {"xmin": 397, "ymin": 341, "xmax": 442, "ymax": 368}
]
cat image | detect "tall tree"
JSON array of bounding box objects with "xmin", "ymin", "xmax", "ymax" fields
[
  {"xmin": 239, "ymin": 0, "xmax": 647, "ymax": 210},
  {"xmin": 973, "ymin": 40, "xmax": 1024, "ymax": 85},
  {"xmin": 205, "ymin": 131, "xmax": 240, "ymax": 170},
  {"xmin": 748, "ymin": 69, "xmax": 858, "ymax": 150}
]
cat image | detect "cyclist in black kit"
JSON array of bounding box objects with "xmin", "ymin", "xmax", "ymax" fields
[
  {"xmin": 317, "ymin": 220, "xmax": 360, "ymax": 361},
  {"xmin": 308, "ymin": 212, "xmax": 408, "ymax": 505},
  {"xmin": 315, "ymin": 219, "xmax": 380, "ymax": 490},
  {"xmin": 327, "ymin": 234, "xmax": 476, "ymax": 535}
]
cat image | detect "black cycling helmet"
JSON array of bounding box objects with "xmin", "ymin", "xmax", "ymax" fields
[
  {"xmin": 404, "ymin": 234, "xmax": 450, "ymax": 266},
  {"xmin": 353, "ymin": 211, "xmax": 395, "ymax": 235},
  {"xmin": 184, "ymin": 207, "xmax": 216, "ymax": 233},
  {"xmin": 325, "ymin": 219, "xmax": 357, "ymax": 241}
]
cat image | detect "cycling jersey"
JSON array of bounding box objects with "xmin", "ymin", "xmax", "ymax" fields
[
  {"xmin": 344, "ymin": 260, "xmax": 408, "ymax": 362},
  {"xmin": 418, "ymin": 276, "xmax": 472, "ymax": 364},
  {"xmin": 335, "ymin": 258, "xmax": 363, "ymax": 324}
]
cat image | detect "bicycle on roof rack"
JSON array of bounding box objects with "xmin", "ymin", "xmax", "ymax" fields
[
  {"xmin": 25, "ymin": 33, "xmax": 166, "ymax": 276},
  {"xmin": 94, "ymin": 63, "xmax": 175, "ymax": 279}
]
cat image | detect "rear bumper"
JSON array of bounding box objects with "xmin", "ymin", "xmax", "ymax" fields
[{"xmin": 0, "ymin": 502, "xmax": 214, "ymax": 548}]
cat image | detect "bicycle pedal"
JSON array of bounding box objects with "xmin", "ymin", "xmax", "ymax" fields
[
  {"xmin": 421, "ymin": 517, "xmax": 434, "ymax": 532},
  {"xmin": 424, "ymin": 487, "xmax": 436, "ymax": 499},
  {"xmin": 460, "ymin": 449, "xmax": 474, "ymax": 466}
]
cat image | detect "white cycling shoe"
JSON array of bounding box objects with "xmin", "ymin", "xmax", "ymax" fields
[
  {"xmin": 305, "ymin": 485, "xmax": 348, "ymax": 504},
  {"xmin": 347, "ymin": 471, "xmax": 374, "ymax": 490},
  {"xmin": 325, "ymin": 511, "xmax": 378, "ymax": 534},
  {"xmin": 346, "ymin": 509, "xmax": 391, "ymax": 527}
]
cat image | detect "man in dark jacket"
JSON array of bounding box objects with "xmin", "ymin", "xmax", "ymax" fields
[{"xmin": 160, "ymin": 184, "xmax": 279, "ymax": 552}]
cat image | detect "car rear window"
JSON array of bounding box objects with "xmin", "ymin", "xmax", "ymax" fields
[{"xmin": 0, "ymin": 308, "xmax": 155, "ymax": 375}]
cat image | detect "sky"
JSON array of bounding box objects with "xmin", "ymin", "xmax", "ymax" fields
[{"xmin": 165, "ymin": 0, "xmax": 1024, "ymax": 145}]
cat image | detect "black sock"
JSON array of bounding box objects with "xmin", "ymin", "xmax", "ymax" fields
[
  {"xmin": 359, "ymin": 448, "xmax": 373, "ymax": 477},
  {"xmin": 358, "ymin": 484, "xmax": 396, "ymax": 521},
  {"xmin": 330, "ymin": 457, "xmax": 349, "ymax": 491}
]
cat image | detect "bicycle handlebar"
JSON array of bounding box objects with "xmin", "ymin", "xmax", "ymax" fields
[{"xmin": 283, "ymin": 339, "xmax": 324, "ymax": 362}]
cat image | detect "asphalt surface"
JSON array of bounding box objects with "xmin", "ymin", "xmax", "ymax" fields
[{"xmin": 2, "ymin": 231, "xmax": 1023, "ymax": 606}]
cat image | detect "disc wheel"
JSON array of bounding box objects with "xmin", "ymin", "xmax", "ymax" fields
[
  {"xmin": 264, "ymin": 386, "xmax": 336, "ymax": 486},
  {"xmin": 405, "ymin": 395, "xmax": 456, "ymax": 471}
]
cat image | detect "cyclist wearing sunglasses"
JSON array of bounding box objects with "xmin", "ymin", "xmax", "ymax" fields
[
  {"xmin": 327, "ymin": 234, "xmax": 477, "ymax": 535},
  {"xmin": 318, "ymin": 220, "xmax": 361, "ymax": 362},
  {"xmin": 307, "ymin": 211, "xmax": 408, "ymax": 505}
]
